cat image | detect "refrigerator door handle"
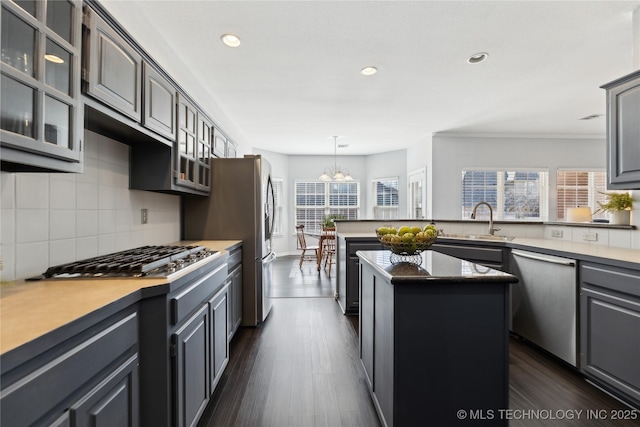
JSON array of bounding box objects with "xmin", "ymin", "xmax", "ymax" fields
[{"xmin": 264, "ymin": 251, "xmax": 277, "ymax": 264}]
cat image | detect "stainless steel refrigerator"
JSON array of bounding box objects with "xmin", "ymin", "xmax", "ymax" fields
[{"xmin": 183, "ymin": 154, "xmax": 276, "ymax": 326}]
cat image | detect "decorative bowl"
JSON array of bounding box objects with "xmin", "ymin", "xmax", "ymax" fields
[{"xmin": 375, "ymin": 224, "xmax": 439, "ymax": 256}]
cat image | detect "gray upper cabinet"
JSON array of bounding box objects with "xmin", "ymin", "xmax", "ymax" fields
[
  {"xmin": 0, "ymin": 0, "xmax": 83, "ymax": 172},
  {"xmin": 84, "ymin": 6, "xmax": 141, "ymax": 122},
  {"xmin": 601, "ymin": 70, "xmax": 640, "ymax": 190},
  {"xmin": 142, "ymin": 62, "xmax": 176, "ymax": 141},
  {"xmin": 226, "ymin": 139, "xmax": 237, "ymax": 158},
  {"xmin": 213, "ymin": 128, "xmax": 226, "ymax": 158}
]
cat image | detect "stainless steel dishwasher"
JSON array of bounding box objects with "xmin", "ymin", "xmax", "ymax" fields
[{"xmin": 510, "ymin": 249, "xmax": 578, "ymax": 367}]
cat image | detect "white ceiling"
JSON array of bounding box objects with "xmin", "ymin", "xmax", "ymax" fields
[{"xmin": 100, "ymin": 0, "xmax": 640, "ymax": 156}]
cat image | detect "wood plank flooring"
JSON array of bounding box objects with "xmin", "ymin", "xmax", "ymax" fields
[{"xmin": 198, "ymin": 256, "xmax": 639, "ymax": 427}]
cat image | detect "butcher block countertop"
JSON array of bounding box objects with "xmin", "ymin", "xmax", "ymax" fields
[{"xmin": 0, "ymin": 240, "xmax": 241, "ymax": 355}]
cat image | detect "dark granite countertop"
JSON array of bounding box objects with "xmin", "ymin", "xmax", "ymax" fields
[{"xmin": 356, "ymin": 249, "xmax": 519, "ymax": 285}]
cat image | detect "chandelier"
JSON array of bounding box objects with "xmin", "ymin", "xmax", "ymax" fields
[{"xmin": 319, "ymin": 136, "xmax": 354, "ymax": 182}]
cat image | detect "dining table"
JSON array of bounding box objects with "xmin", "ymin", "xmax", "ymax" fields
[{"xmin": 305, "ymin": 228, "xmax": 336, "ymax": 271}]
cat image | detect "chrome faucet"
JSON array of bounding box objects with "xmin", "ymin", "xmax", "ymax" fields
[{"xmin": 471, "ymin": 202, "xmax": 500, "ymax": 235}]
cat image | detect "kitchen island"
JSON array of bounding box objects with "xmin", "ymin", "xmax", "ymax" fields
[{"xmin": 357, "ymin": 250, "xmax": 518, "ymax": 427}]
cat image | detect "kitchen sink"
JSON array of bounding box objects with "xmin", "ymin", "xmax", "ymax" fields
[{"xmin": 439, "ymin": 233, "xmax": 515, "ymax": 242}]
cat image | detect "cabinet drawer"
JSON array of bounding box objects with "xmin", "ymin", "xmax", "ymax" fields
[
  {"xmin": 171, "ymin": 263, "xmax": 227, "ymax": 325},
  {"xmin": 581, "ymin": 263, "xmax": 640, "ymax": 298},
  {"xmin": 227, "ymin": 247, "xmax": 242, "ymax": 272},
  {"xmin": 1, "ymin": 312, "xmax": 138, "ymax": 427}
]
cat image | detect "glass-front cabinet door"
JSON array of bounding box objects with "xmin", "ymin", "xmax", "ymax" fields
[{"xmin": 0, "ymin": 0, "xmax": 82, "ymax": 172}]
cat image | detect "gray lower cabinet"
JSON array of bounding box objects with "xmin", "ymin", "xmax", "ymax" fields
[
  {"xmin": 139, "ymin": 258, "xmax": 229, "ymax": 427},
  {"xmin": 83, "ymin": 5, "xmax": 142, "ymax": 121},
  {"xmin": 337, "ymin": 236, "xmax": 384, "ymax": 314},
  {"xmin": 209, "ymin": 285, "xmax": 230, "ymax": 392},
  {"xmin": 227, "ymin": 265, "xmax": 243, "ymax": 341},
  {"xmin": 580, "ymin": 262, "xmax": 640, "ymax": 408},
  {"xmin": 601, "ymin": 69, "xmax": 640, "ymax": 190},
  {"xmin": 173, "ymin": 305, "xmax": 210, "ymax": 427},
  {"xmin": 359, "ymin": 255, "xmax": 511, "ymax": 426},
  {"xmin": 0, "ymin": 307, "xmax": 139, "ymax": 427},
  {"xmin": 224, "ymin": 245, "xmax": 243, "ymax": 342}
]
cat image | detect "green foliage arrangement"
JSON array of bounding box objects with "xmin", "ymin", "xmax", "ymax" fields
[
  {"xmin": 322, "ymin": 214, "xmax": 346, "ymax": 227},
  {"xmin": 594, "ymin": 192, "xmax": 633, "ymax": 214}
]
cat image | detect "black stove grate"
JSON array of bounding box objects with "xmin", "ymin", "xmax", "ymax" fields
[{"xmin": 43, "ymin": 245, "xmax": 209, "ymax": 278}]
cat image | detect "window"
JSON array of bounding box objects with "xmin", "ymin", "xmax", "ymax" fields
[
  {"xmin": 461, "ymin": 170, "xmax": 549, "ymax": 221},
  {"xmin": 272, "ymin": 178, "xmax": 284, "ymax": 236},
  {"xmin": 556, "ymin": 170, "xmax": 607, "ymax": 220},
  {"xmin": 373, "ymin": 177, "xmax": 399, "ymax": 219},
  {"xmin": 295, "ymin": 181, "xmax": 359, "ymax": 234}
]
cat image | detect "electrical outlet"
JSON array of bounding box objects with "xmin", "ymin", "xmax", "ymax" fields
[
  {"xmin": 141, "ymin": 208, "xmax": 148, "ymax": 224},
  {"xmin": 551, "ymin": 230, "xmax": 563, "ymax": 238},
  {"xmin": 583, "ymin": 232, "xmax": 597, "ymax": 242}
]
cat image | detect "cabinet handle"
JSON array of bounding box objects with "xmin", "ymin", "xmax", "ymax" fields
[{"xmin": 512, "ymin": 250, "xmax": 575, "ymax": 266}]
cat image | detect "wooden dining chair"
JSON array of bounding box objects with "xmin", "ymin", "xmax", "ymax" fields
[
  {"xmin": 295, "ymin": 225, "xmax": 320, "ymax": 269},
  {"xmin": 321, "ymin": 227, "xmax": 336, "ymax": 277}
]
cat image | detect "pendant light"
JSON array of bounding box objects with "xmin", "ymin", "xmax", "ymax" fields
[{"xmin": 319, "ymin": 136, "xmax": 354, "ymax": 182}]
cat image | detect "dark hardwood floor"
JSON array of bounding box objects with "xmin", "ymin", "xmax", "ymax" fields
[{"xmin": 198, "ymin": 256, "xmax": 639, "ymax": 427}]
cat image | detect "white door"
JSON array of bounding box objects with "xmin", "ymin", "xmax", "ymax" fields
[{"xmin": 408, "ymin": 168, "xmax": 427, "ymax": 219}]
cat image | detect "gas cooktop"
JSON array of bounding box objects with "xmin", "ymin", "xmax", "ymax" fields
[{"xmin": 32, "ymin": 245, "xmax": 218, "ymax": 279}]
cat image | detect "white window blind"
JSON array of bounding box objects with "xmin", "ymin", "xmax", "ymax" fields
[
  {"xmin": 461, "ymin": 170, "xmax": 549, "ymax": 221},
  {"xmin": 272, "ymin": 178, "xmax": 284, "ymax": 236},
  {"xmin": 295, "ymin": 181, "xmax": 359, "ymax": 234},
  {"xmin": 373, "ymin": 177, "xmax": 399, "ymax": 219},
  {"xmin": 556, "ymin": 170, "xmax": 607, "ymax": 220}
]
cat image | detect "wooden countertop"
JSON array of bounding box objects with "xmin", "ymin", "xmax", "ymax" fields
[{"xmin": 0, "ymin": 240, "xmax": 241, "ymax": 355}]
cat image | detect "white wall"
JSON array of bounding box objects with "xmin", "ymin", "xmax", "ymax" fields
[
  {"xmin": 0, "ymin": 130, "xmax": 181, "ymax": 281},
  {"xmin": 430, "ymin": 134, "xmax": 606, "ymax": 220},
  {"xmin": 365, "ymin": 150, "xmax": 407, "ymax": 218}
]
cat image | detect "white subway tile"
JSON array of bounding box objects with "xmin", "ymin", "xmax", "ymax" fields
[
  {"xmin": 115, "ymin": 209, "xmax": 131, "ymax": 232},
  {"xmin": 16, "ymin": 241, "xmax": 48, "ymax": 279},
  {"xmin": 76, "ymin": 210, "xmax": 98, "ymax": 237},
  {"xmin": 1, "ymin": 172, "xmax": 15, "ymax": 209},
  {"xmin": 16, "ymin": 210, "xmax": 48, "ymax": 243},
  {"xmin": 98, "ymin": 234, "xmax": 116, "ymax": 255},
  {"xmin": 77, "ymin": 155, "xmax": 98, "ymax": 184},
  {"xmin": 16, "ymin": 174, "xmax": 49, "ymax": 209},
  {"xmin": 98, "ymin": 185, "xmax": 116, "ymax": 210},
  {"xmin": 50, "ymin": 239, "xmax": 76, "ymax": 265},
  {"xmin": 98, "ymin": 210, "xmax": 116, "ymax": 235},
  {"xmin": 77, "ymin": 182, "xmax": 99, "ymax": 209},
  {"xmin": 98, "ymin": 136, "xmax": 129, "ymax": 165},
  {"xmin": 50, "ymin": 210, "xmax": 76, "ymax": 240},
  {"xmin": 1, "ymin": 209, "xmax": 15, "ymax": 245},
  {"xmin": 83, "ymin": 130, "xmax": 100, "ymax": 159},
  {"xmin": 609, "ymin": 229, "xmax": 632, "ymax": 249},
  {"xmin": 0, "ymin": 244, "xmax": 15, "ymax": 281},
  {"xmin": 50, "ymin": 178, "xmax": 76, "ymax": 210},
  {"xmin": 76, "ymin": 236, "xmax": 98, "ymax": 259}
]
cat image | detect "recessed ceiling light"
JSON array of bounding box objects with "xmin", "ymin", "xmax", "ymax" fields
[
  {"xmin": 221, "ymin": 34, "xmax": 241, "ymax": 48},
  {"xmin": 44, "ymin": 54, "xmax": 64, "ymax": 64},
  {"xmin": 467, "ymin": 52, "xmax": 488, "ymax": 64},
  {"xmin": 361, "ymin": 66, "xmax": 378, "ymax": 76}
]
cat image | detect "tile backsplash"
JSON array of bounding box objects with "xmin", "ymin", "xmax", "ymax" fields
[{"xmin": 0, "ymin": 130, "xmax": 181, "ymax": 282}]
